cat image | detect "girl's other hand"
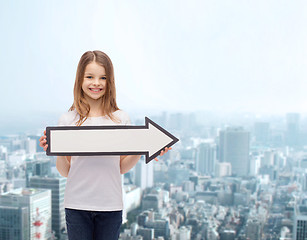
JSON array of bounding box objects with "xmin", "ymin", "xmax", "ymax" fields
[
  {"xmin": 154, "ymin": 147, "xmax": 172, "ymax": 162},
  {"xmin": 39, "ymin": 130, "xmax": 48, "ymax": 151}
]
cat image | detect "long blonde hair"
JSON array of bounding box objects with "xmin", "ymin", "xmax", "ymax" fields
[{"xmin": 69, "ymin": 50, "xmax": 120, "ymax": 126}]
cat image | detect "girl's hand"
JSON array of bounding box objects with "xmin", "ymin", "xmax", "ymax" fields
[
  {"xmin": 39, "ymin": 130, "xmax": 48, "ymax": 151},
  {"xmin": 39, "ymin": 130, "xmax": 71, "ymax": 164},
  {"xmin": 154, "ymin": 147, "xmax": 172, "ymax": 162}
]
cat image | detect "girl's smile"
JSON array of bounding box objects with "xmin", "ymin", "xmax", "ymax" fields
[{"xmin": 89, "ymin": 88, "xmax": 103, "ymax": 92}]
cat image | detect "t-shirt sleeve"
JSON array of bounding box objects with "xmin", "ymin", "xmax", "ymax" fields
[
  {"xmin": 57, "ymin": 110, "xmax": 78, "ymax": 126},
  {"xmin": 123, "ymin": 111, "xmax": 131, "ymax": 125},
  {"xmin": 57, "ymin": 114, "xmax": 67, "ymax": 126}
]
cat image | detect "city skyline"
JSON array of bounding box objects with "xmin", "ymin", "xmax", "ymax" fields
[{"xmin": 1, "ymin": 108, "xmax": 306, "ymax": 239}]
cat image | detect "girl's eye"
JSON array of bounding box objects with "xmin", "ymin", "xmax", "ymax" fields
[{"xmin": 86, "ymin": 76, "xmax": 106, "ymax": 79}]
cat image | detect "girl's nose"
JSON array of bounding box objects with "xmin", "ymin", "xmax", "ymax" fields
[{"xmin": 93, "ymin": 78, "xmax": 100, "ymax": 85}]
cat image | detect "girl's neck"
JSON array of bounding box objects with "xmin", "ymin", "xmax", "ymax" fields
[{"xmin": 86, "ymin": 97, "xmax": 105, "ymax": 117}]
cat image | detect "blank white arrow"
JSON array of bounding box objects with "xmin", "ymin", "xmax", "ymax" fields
[{"xmin": 46, "ymin": 117, "xmax": 179, "ymax": 163}]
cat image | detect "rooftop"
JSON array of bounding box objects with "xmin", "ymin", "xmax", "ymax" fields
[{"xmin": 1, "ymin": 188, "xmax": 46, "ymax": 197}]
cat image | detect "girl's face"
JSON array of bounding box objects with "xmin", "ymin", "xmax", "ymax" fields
[{"xmin": 82, "ymin": 62, "xmax": 107, "ymax": 101}]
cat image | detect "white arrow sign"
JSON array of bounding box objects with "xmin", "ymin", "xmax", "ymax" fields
[{"xmin": 46, "ymin": 117, "xmax": 179, "ymax": 163}]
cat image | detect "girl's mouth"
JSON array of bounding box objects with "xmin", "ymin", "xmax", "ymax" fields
[{"xmin": 89, "ymin": 88, "xmax": 103, "ymax": 93}]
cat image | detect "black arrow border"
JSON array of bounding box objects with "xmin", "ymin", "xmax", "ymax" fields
[{"xmin": 46, "ymin": 117, "xmax": 179, "ymax": 164}]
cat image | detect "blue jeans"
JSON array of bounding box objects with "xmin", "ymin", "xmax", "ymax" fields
[{"xmin": 65, "ymin": 208, "xmax": 122, "ymax": 240}]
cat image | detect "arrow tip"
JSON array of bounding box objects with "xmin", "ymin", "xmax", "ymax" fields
[{"xmin": 144, "ymin": 117, "xmax": 179, "ymax": 164}]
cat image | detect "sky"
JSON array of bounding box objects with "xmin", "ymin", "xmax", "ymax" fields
[{"xmin": 1, "ymin": 0, "xmax": 307, "ymax": 131}]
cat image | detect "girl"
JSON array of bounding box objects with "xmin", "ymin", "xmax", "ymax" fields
[{"xmin": 39, "ymin": 50, "xmax": 171, "ymax": 240}]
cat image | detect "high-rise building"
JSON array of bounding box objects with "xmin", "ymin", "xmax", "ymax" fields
[
  {"xmin": 122, "ymin": 185, "xmax": 142, "ymax": 224},
  {"xmin": 219, "ymin": 229, "xmax": 236, "ymax": 240},
  {"xmin": 286, "ymin": 113, "xmax": 300, "ymax": 147},
  {"xmin": 28, "ymin": 176, "xmax": 67, "ymax": 239},
  {"xmin": 254, "ymin": 122, "xmax": 270, "ymax": 145},
  {"xmin": 176, "ymin": 226, "xmax": 192, "ymax": 240},
  {"xmin": 182, "ymin": 181, "xmax": 195, "ymax": 193},
  {"xmin": 246, "ymin": 218, "xmax": 262, "ymax": 240},
  {"xmin": 219, "ymin": 127, "xmax": 250, "ymax": 176},
  {"xmin": 145, "ymin": 219, "xmax": 170, "ymax": 239},
  {"xmin": 293, "ymin": 205, "xmax": 307, "ymax": 240},
  {"xmin": 250, "ymin": 156, "xmax": 261, "ymax": 176},
  {"xmin": 261, "ymin": 150, "xmax": 275, "ymax": 167},
  {"xmin": 0, "ymin": 145, "xmax": 8, "ymax": 161},
  {"xmin": 137, "ymin": 228, "xmax": 154, "ymax": 240},
  {"xmin": 135, "ymin": 158, "xmax": 153, "ymax": 190},
  {"xmin": 28, "ymin": 135, "xmax": 45, "ymax": 153},
  {"xmin": 0, "ymin": 160, "xmax": 6, "ymax": 180},
  {"xmin": 0, "ymin": 205, "xmax": 29, "ymax": 240},
  {"xmin": 142, "ymin": 194, "xmax": 161, "ymax": 211},
  {"xmin": 0, "ymin": 188, "xmax": 52, "ymax": 240},
  {"xmin": 25, "ymin": 159, "xmax": 52, "ymax": 187},
  {"xmin": 196, "ymin": 142, "xmax": 216, "ymax": 176},
  {"xmin": 215, "ymin": 162, "xmax": 232, "ymax": 177},
  {"xmin": 25, "ymin": 138, "xmax": 37, "ymax": 154}
]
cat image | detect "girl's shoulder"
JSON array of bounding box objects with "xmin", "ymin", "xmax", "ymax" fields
[
  {"xmin": 58, "ymin": 109, "xmax": 79, "ymax": 126},
  {"xmin": 112, "ymin": 109, "xmax": 131, "ymax": 125}
]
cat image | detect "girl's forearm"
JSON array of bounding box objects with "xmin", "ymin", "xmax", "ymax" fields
[
  {"xmin": 120, "ymin": 155, "xmax": 142, "ymax": 174},
  {"xmin": 56, "ymin": 156, "xmax": 71, "ymax": 177}
]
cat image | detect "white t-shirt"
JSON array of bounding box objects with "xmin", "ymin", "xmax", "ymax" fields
[{"xmin": 57, "ymin": 109, "xmax": 131, "ymax": 211}]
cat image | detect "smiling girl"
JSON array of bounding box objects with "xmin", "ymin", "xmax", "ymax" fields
[{"xmin": 39, "ymin": 50, "xmax": 170, "ymax": 240}]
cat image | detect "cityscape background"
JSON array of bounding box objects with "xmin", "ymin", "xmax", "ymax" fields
[
  {"xmin": 1, "ymin": 0, "xmax": 307, "ymax": 240},
  {"xmin": 1, "ymin": 111, "xmax": 307, "ymax": 239}
]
